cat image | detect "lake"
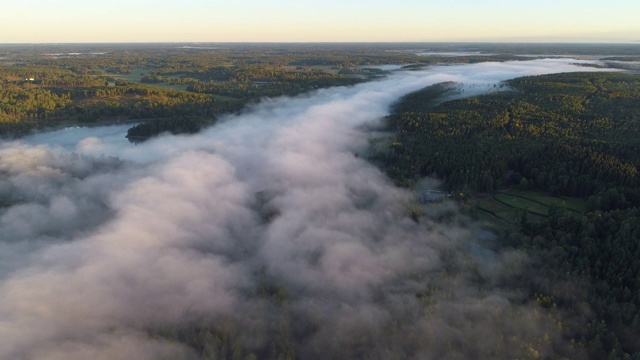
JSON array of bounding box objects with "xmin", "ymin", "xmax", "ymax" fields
[{"xmin": 22, "ymin": 124, "xmax": 135, "ymax": 153}]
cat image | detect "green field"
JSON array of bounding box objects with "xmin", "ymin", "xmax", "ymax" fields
[
  {"xmin": 476, "ymin": 197, "xmax": 514, "ymax": 221},
  {"xmin": 508, "ymin": 189, "xmax": 587, "ymax": 213},
  {"xmin": 108, "ymin": 67, "xmax": 189, "ymax": 92},
  {"xmin": 472, "ymin": 189, "xmax": 587, "ymax": 230},
  {"xmin": 493, "ymin": 193, "xmax": 549, "ymax": 216},
  {"xmin": 146, "ymin": 82, "xmax": 189, "ymax": 91},
  {"xmin": 108, "ymin": 67, "xmax": 149, "ymax": 83}
]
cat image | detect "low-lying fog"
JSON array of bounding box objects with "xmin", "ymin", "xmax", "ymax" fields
[{"xmin": 0, "ymin": 59, "xmax": 610, "ymax": 359}]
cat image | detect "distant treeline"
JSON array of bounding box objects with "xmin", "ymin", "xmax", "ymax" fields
[
  {"xmin": 0, "ymin": 47, "xmax": 419, "ymax": 138},
  {"xmin": 0, "ymin": 44, "xmax": 530, "ymax": 139},
  {"xmin": 0, "ymin": 79, "xmax": 240, "ymax": 137}
]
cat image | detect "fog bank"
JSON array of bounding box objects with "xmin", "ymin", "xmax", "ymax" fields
[{"xmin": 0, "ymin": 59, "xmax": 605, "ymax": 359}]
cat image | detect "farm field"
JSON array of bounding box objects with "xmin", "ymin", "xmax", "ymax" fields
[{"xmin": 472, "ymin": 189, "xmax": 587, "ymax": 230}]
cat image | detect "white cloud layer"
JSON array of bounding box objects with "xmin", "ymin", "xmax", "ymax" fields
[{"xmin": 0, "ymin": 59, "xmax": 606, "ymax": 359}]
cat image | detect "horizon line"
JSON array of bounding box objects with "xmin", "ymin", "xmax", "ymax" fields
[{"xmin": 1, "ymin": 40, "xmax": 640, "ymax": 45}]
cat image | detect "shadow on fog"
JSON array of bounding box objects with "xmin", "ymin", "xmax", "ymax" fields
[{"xmin": 0, "ymin": 58, "xmax": 609, "ymax": 359}]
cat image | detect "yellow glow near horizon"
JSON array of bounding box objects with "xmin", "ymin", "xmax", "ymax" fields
[{"xmin": 1, "ymin": 0, "xmax": 638, "ymax": 43}]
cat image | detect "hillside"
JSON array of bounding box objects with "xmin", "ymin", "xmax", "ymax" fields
[{"xmin": 373, "ymin": 71, "xmax": 640, "ymax": 358}]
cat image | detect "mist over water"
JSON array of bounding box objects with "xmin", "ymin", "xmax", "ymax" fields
[
  {"xmin": 23, "ymin": 124, "xmax": 135, "ymax": 151},
  {"xmin": 0, "ymin": 59, "xmax": 606, "ymax": 359}
]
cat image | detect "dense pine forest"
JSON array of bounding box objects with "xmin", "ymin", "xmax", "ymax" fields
[
  {"xmin": 0, "ymin": 43, "xmax": 547, "ymax": 139},
  {"xmin": 4, "ymin": 43, "xmax": 640, "ymax": 359},
  {"xmin": 374, "ymin": 71, "xmax": 640, "ymax": 358},
  {"xmin": 0, "ymin": 43, "xmax": 478, "ymax": 138}
]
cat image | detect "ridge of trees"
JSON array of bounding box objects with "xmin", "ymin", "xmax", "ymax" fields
[
  {"xmin": 0, "ymin": 44, "xmax": 528, "ymax": 139},
  {"xmin": 374, "ymin": 71, "xmax": 640, "ymax": 358}
]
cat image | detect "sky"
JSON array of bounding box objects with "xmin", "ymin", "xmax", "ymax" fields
[{"xmin": 0, "ymin": 0, "xmax": 639, "ymax": 43}]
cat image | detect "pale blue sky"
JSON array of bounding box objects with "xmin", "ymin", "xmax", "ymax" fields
[{"xmin": 1, "ymin": 0, "xmax": 638, "ymax": 43}]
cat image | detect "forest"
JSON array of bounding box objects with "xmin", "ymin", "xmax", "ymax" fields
[
  {"xmin": 3, "ymin": 43, "xmax": 640, "ymax": 359},
  {"xmin": 0, "ymin": 43, "xmax": 439, "ymax": 138},
  {"xmin": 0, "ymin": 43, "xmax": 566, "ymax": 139},
  {"xmin": 374, "ymin": 71, "xmax": 640, "ymax": 359}
]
